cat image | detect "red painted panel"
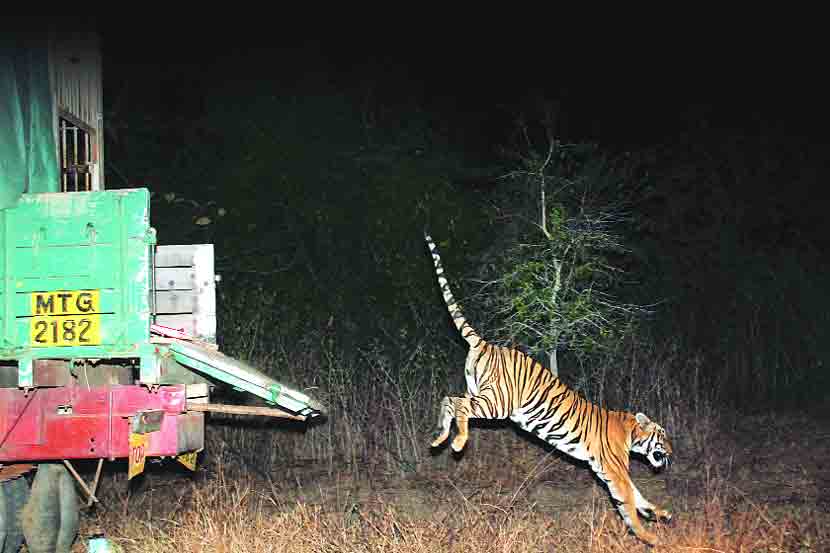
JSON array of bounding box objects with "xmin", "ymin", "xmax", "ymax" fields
[{"xmin": 0, "ymin": 384, "xmax": 194, "ymax": 462}]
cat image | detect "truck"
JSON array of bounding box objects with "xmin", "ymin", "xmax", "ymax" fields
[{"xmin": 0, "ymin": 27, "xmax": 324, "ymax": 553}]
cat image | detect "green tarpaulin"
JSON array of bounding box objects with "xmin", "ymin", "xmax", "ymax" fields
[{"xmin": 0, "ymin": 33, "xmax": 60, "ymax": 208}]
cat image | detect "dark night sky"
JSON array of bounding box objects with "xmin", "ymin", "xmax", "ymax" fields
[
  {"xmin": 100, "ymin": 21, "xmax": 828, "ymax": 150},
  {"xmin": 97, "ymin": 20, "xmax": 830, "ymax": 256}
]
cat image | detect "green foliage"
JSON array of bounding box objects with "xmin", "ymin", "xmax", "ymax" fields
[{"xmin": 484, "ymin": 141, "xmax": 646, "ymax": 366}]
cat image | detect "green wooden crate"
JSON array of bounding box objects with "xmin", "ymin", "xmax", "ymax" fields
[{"xmin": 0, "ymin": 189, "xmax": 154, "ymax": 384}]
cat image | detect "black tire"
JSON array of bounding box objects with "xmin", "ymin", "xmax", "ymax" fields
[
  {"xmin": 21, "ymin": 464, "xmax": 79, "ymax": 553},
  {"xmin": 0, "ymin": 476, "xmax": 29, "ymax": 553}
]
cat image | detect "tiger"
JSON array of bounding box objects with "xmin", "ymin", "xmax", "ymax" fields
[{"xmin": 425, "ymin": 232, "xmax": 673, "ymax": 546}]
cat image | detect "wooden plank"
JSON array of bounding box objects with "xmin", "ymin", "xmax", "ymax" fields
[
  {"xmin": 155, "ymin": 314, "xmax": 216, "ymax": 342},
  {"xmin": 155, "ymin": 244, "xmax": 214, "ymax": 268},
  {"xmin": 154, "ymin": 244, "xmax": 216, "ymax": 342},
  {"xmin": 154, "ymin": 314, "xmax": 197, "ymax": 335},
  {"xmin": 186, "ymin": 402, "xmax": 306, "ymax": 421},
  {"xmin": 12, "ymin": 244, "xmax": 119, "ymax": 279},
  {"xmin": 153, "ymin": 244, "xmax": 215, "ymax": 342},
  {"xmin": 155, "ymin": 268, "xmax": 196, "ymax": 291},
  {"xmin": 154, "ymin": 291, "xmax": 199, "ymax": 314}
]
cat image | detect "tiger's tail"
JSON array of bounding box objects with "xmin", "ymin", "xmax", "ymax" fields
[{"xmin": 424, "ymin": 233, "xmax": 482, "ymax": 348}]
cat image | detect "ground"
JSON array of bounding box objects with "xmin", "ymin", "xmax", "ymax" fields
[{"xmin": 53, "ymin": 411, "xmax": 830, "ymax": 552}]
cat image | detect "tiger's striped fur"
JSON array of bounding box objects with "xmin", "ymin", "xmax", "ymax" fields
[{"xmin": 425, "ymin": 233, "xmax": 673, "ymax": 545}]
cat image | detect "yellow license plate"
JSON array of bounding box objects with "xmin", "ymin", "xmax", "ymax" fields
[
  {"xmin": 128, "ymin": 432, "xmax": 149, "ymax": 480},
  {"xmin": 30, "ymin": 290, "xmax": 102, "ymax": 347}
]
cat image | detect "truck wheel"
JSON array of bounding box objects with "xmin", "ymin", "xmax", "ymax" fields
[
  {"xmin": 0, "ymin": 476, "xmax": 29, "ymax": 553},
  {"xmin": 21, "ymin": 464, "xmax": 79, "ymax": 553}
]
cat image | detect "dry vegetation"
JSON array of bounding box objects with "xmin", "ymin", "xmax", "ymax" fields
[
  {"xmin": 73, "ymin": 414, "xmax": 829, "ymax": 553},
  {"xmin": 56, "ymin": 335, "xmax": 830, "ymax": 553}
]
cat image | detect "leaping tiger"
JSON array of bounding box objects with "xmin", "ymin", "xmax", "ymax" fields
[{"xmin": 425, "ymin": 232, "xmax": 673, "ymax": 546}]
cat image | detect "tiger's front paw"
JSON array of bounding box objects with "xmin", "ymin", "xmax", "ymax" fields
[
  {"xmin": 655, "ymin": 508, "xmax": 672, "ymax": 523},
  {"xmin": 431, "ymin": 430, "xmax": 450, "ymax": 448},
  {"xmin": 636, "ymin": 529, "xmax": 659, "ymax": 547},
  {"xmin": 639, "ymin": 506, "xmax": 672, "ymax": 523},
  {"xmin": 450, "ymin": 433, "xmax": 468, "ymax": 452}
]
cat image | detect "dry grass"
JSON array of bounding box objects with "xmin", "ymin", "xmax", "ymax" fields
[
  {"xmin": 200, "ymin": 333, "xmax": 723, "ymax": 484},
  {"xmin": 77, "ymin": 463, "xmax": 826, "ymax": 553},
  {"xmin": 71, "ymin": 411, "xmax": 830, "ymax": 553},
  {"xmin": 47, "ymin": 328, "xmax": 830, "ymax": 552}
]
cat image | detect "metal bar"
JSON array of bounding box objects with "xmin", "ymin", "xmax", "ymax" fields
[
  {"xmin": 86, "ymin": 458, "xmax": 104, "ymax": 507},
  {"xmin": 186, "ymin": 402, "xmax": 306, "ymax": 421},
  {"xmin": 167, "ymin": 341, "xmax": 323, "ymax": 417},
  {"xmin": 85, "ymin": 131, "xmax": 91, "ymax": 191},
  {"xmin": 72, "ymin": 125, "xmax": 78, "ymax": 191},
  {"xmin": 62, "ymin": 459, "xmax": 99, "ymax": 504},
  {"xmin": 61, "ymin": 119, "xmax": 67, "ymax": 191}
]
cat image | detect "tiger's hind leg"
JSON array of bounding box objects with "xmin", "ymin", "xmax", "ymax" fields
[
  {"xmin": 432, "ymin": 388, "xmax": 511, "ymax": 453},
  {"xmin": 431, "ymin": 396, "xmax": 456, "ymax": 447},
  {"xmin": 430, "ymin": 396, "xmax": 473, "ymax": 452}
]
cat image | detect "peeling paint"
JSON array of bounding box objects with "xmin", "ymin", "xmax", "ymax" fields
[{"xmin": 1, "ymin": 189, "xmax": 152, "ymax": 359}]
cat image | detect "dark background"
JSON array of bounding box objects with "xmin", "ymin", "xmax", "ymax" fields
[{"xmin": 98, "ymin": 20, "xmax": 829, "ymax": 407}]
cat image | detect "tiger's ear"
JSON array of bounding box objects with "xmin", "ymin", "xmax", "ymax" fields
[{"xmin": 635, "ymin": 412, "xmax": 652, "ymax": 427}]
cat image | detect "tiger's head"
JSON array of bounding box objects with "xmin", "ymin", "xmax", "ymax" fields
[{"xmin": 630, "ymin": 412, "xmax": 673, "ymax": 470}]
